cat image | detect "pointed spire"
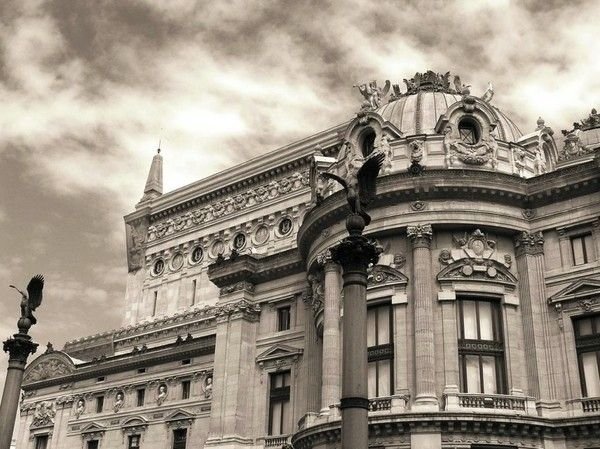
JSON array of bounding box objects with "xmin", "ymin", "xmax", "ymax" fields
[{"xmin": 139, "ymin": 147, "xmax": 163, "ymax": 203}]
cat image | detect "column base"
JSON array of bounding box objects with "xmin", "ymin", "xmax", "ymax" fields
[{"xmin": 413, "ymin": 394, "xmax": 439, "ymax": 411}]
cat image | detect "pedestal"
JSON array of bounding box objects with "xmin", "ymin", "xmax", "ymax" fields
[{"xmin": 0, "ymin": 333, "xmax": 38, "ymax": 449}]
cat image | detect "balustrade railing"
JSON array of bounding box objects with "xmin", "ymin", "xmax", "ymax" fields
[
  {"xmin": 456, "ymin": 393, "xmax": 527, "ymax": 411},
  {"xmin": 264, "ymin": 435, "xmax": 290, "ymax": 447},
  {"xmin": 582, "ymin": 397, "xmax": 600, "ymax": 413},
  {"xmin": 369, "ymin": 396, "xmax": 392, "ymax": 411}
]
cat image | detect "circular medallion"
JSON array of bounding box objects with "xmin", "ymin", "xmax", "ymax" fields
[
  {"xmin": 191, "ymin": 246, "xmax": 204, "ymax": 263},
  {"xmin": 278, "ymin": 218, "xmax": 293, "ymax": 236},
  {"xmin": 153, "ymin": 259, "xmax": 165, "ymax": 276},
  {"xmin": 487, "ymin": 266, "xmax": 497, "ymax": 278},
  {"xmin": 171, "ymin": 253, "xmax": 184, "ymax": 271},
  {"xmin": 461, "ymin": 265, "xmax": 473, "ymax": 276},
  {"xmin": 254, "ymin": 225, "xmax": 269, "ymax": 245},
  {"xmin": 233, "ymin": 233, "xmax": 246, "ymax": 250},
  {"xmin": 471, "ymin": 239, "xmax": 485, "ymax": 256},
  {"xmin": 211, "ymin": 240, "xmax": 225, "ymax": 258}
]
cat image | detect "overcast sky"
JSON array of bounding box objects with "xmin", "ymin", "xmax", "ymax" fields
[{"xmin": 1, "ymin": 0, "xmax": 599, "ymax": 397}]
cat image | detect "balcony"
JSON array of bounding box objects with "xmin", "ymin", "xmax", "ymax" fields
[
  {"xmin": 264, "ymin": 434, "xmax": 291, "ymax": 447},
  {"xmin": 582, "ymin": 397, "xmax": 600, "ymax": 413},
  {"xmin": 444, "ymin": 392, "xmax": 536, "ymax": 415}
]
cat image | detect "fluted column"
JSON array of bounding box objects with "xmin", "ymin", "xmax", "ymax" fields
[
  {"xmin": 407, "ymin": 224, "xmax": 438, "ymax": 410},
  {"xmin": 302, "ymin": 292, "xmax": 322, "ymax": 413},
  {"xmin": 318, "ymin": 250, "xmax": 342, "ymax": 413},
  {"xmin": 515, "ymin": 231, "xmax": 561, "ymax": 415}
]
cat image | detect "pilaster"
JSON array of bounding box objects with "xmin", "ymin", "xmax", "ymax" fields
[
  {"xmin": 301, "ymin": 291, "xmax": 322, "ymax": 414},
  {"xmin": 514, "ymin": 231, "xmax": 561, "ymax": 415},
  {"xmin": 317, "ymin": 249, "xmax": 342, "ymax": 414},
  {"xmin": 407, "ymin": 224, "xmax": 438, "ymax": 410}
]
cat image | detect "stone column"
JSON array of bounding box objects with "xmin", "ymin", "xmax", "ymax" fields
[
  {"xmin": 407, "ymin": 224, "xmax": 438, "ymax": 410},
  {"xmin": 331, "ymin": 227, "xmax": 380, "ymax": 449},
  {"xmin": 318, "ymin": 250, "xmax": 342, "ymax": 414},
  {"xmin": 0, "ymin": 332, "xmax": 38, "ymax": 449},
  {"xmin": 515, "ymin": 231, "xmax": 560, "ymax": 415}
]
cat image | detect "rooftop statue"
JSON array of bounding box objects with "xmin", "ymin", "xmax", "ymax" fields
[
  {"xmin": 321, "ymin": 150, "xmax": 385, "ymax": 226},
  {"xmin": 10, "ymin": 274, "xmax": 44, "ymax": 328},
  {"xmin": 354, "ymin": 80, "xmax": 390, "ymax": 110},
  {"xmin": 580, "ymin": 108, "xmax": 600, "ymax": 130},
  {"xmin": 481, "ymin": 82, "xmax": 494, "ymax": 103}
]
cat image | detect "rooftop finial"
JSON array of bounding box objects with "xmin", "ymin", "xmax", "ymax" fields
[
  {"xmin": 139, "ymin": 146, "xmax": 164, "ymax": 203},
  {"xmin": 157, "ymin": 139, "xmax": 161, "ymax": 154}
]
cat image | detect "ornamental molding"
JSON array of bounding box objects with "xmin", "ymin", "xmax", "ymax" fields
[
  {"xmin": 367, "ymin": 265, "xmax": 408, "ymax": 288},
  {"xmin": 126, "ymin": 216, "xmax": 149, "ymax": 272},
  {"xmin": 147, "ymin": 170, "xmax": 309, "ymax": 242},
  {"xmin": 80, "ymin": 422, "xmax": 106, "ymax": 440},
  {"xmin": 219, "ymin": 281, "xmax": 255, "ymax": 296},
  {"xmin": 437, "ymin": 229, "xmax": 516, "ymax": 289},
  {"xmin": 256, "ymin": 344, "xmax": 303, "ymax": 370},
  {"xmin": 24, "ymin": 352, "xmax": 75, "ymax": 384},
  {"xmin": 214, "ymin": 299, "xmax": 260, "ymax": 321},
  {"xmin": 306, "ymin": 272, "xmax": 324, "ymax": 334},
  {"xmin": 121, "ymin": 416, "xmax": 149, "ymax": 434},
  {"xmin": 30, "ymin": 401, "xmax": 56, "ymax": 428}
]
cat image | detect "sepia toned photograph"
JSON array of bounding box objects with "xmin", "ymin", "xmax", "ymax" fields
[{"xmin": 0, "ymin": 1, "xmax": 599, "ymax": 448}]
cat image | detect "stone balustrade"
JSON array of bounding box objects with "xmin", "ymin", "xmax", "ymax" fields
[
  {"xmin": 264, "ymin": 434, "xmax": 291, "ymax": 447},
  {"xmin": 444, "ymin": 392, "xmax": 536, "ymax": 414},
  {"xmin": 582, "ymin": 397, "xmax": 600, "ymax": 413}
]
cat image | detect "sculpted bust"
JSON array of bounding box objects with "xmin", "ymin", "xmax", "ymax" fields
[{"xmin": 156, "ymin": 384, "xmax": 168, "ymax": 405}]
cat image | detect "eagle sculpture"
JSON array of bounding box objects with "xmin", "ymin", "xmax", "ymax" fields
[
  {"xmin": 10, "ymin": 274, "xmax": 44, "ymax": 325},
  {"xmin": 321, "ymin": 151, "xmax": 385, "ymax": 226}
]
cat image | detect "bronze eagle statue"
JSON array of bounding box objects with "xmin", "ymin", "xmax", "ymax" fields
[
  {"xmin": 321, "ymin": 151, "xmax": 385, "ymax": 226},
  {"xmin": 10, "ymin": 274, "xmax": 44, "ymax": 325}
]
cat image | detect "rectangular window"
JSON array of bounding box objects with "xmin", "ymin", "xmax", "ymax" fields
[
  {"xmin": 137, "ymin": 388, "xmax": 145, "ymax": 407},
  {"xmin": 152, "ymin": 291, "xmax": 158, "ymax": 316},
  {"xmin": 96, "ymin": 395, "xmax": 104, "ymax": 413},
  {"xmin": 367, "ymin": 303, "xmax": 394, "ymax": 398},
  {"xmin": 191, "ymin": 280, "xmax": 197, "ymax": 306},
  {"xmin": 572, "ymin": 233, "xmax": 595, "ymax": 265},
  {"xmin": 458, "ymin": 298, "xmax": 506, "ymax": 394},
  {"xmin": 277, "ymin": 306, "xmax": 291, "ymax": 331},
  {"xmin": 181, "ymin": 380, "xmax": 191, "ymax": 400},
  {"xmin": 128, "ymin": 435, "xmax": 141, "ymax": 449},
  {"xmin": 268, "ymin": 371, "xmax": 291, "ymax": 435},
  {"xmin": 87, "ymin": 441, "xmax": 99, "ymax": 449},
  {"xmin": 35, "ymin": 436, "xmax": 48, "ymax": 449},
  {"xmin": 172, "ymin": 428, "xmax": 187, "ymax": 449},
  {"xmin": 574, "ymin": 314, "xmax": 600, "ymax": 397}
]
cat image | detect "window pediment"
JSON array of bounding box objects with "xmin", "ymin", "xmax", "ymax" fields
[
  {"xmin": 548, "ymin": 278, "xmax": 600, "ymax": 310},
  {"xmin": 256, "ymin": 344, "xmax": 303, "ymax": 370},
  {"xmin": 165, "ymin": 409, "xmax": 195, "ymax": 428},
  {"xmin": 367, "ymin": 265, "xmax": 408, "ymax": 288},
  {"xmin": 438, "ymin": 259, "xmax": 517, "ymax": 288}
]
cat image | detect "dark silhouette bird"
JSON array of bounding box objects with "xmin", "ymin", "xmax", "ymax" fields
[
  {"xmin": 10, "ymin": 274, "xmax": 44, "ymax": 325},
  {"xmin": 321, "ymin": 151, "xmax": 385, "ymax": 226}
]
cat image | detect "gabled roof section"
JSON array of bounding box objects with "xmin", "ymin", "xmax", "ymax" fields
[
  {"xmin": 367, "ymin": 264, "xmax": 408, "ymax": 289},
  {"xmin": 81, "ymin": 422, "xmax": 106, "ymax": 433},
  {"xmin": 548, "ymin": 278, "xmax": 600, "ymax": 305},
  {"xmin": 122, "ymin": 416, "xmax": 149, "ymax": 427},
  {"xmin": 165, "ymin": 409, "xmax": 195, "ymax": 423},
  {"xmin": 256, "ymin": 344, "xmax": 303, "ymax": 364}
]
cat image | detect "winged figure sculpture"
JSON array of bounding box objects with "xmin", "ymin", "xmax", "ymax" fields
[
  {"xmin": 10, "ymin": 274, "xmax": 44, "ymax": 325},
  {"xmin": 321, "ymin": 151, "xmax": 385, "ymax": 226}
]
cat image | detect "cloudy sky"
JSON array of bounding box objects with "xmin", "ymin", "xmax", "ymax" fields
[{"xmin": 0, "ymin": 0, "xmax": 599, "ymax": 398}]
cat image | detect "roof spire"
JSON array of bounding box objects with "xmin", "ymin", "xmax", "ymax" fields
[{"xmin": 139, "ymin": 146, "xmax": 163, "ymax": 203}]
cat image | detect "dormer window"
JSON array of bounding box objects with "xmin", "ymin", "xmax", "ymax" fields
[
  {"xmin": 359, "ymin": 129, "xmax": 376, "ymax": 156},
  {"xmin": 458, "ymin": 118, "xmax": 480, "ymax": 145}
]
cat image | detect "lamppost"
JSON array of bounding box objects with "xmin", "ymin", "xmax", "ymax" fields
[
  {"xmin": 0, "ymin": 275, "xmax": 44, "ymax": 449},
  {"xmin": 323, "ymin": 153, "xmax": 384, "ymax": 449}
]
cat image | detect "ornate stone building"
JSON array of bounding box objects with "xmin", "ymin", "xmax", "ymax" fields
[{"xmin": 15, "ymin": 71, "xmax": 600, "ymax": 449}]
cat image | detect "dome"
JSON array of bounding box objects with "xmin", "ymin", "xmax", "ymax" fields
[{"xmin": 375, "ymin": 76, "xmax": 523, "ymax": 142}]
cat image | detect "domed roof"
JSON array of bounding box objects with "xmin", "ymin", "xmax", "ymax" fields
[{"xmin": 374, "ymin": 72, "xmax": 523, "ymax": 142}]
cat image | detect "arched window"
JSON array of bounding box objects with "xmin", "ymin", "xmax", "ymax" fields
[
  {"xmin": 458, "ymin": 118, "xmax": 480, "ymax": 145},
  {"xmin": 359, "ymin": 129, "xmax": 376, "ymax": 156}
]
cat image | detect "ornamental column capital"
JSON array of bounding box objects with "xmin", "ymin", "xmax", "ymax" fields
[
  {"xmin": 317, "ymin": 249, "xmax": 339, "ymax": 271},
  {"xmin": 407, "ymin": 224, "xmax": 433, "ymax": 249},
  {"xmin": 3, "ymin": 334, "xmax": 38, "ymax": 367},
  {"xmin": 514, "ymin": 231, "xmax": 544, "ymax": 257}
]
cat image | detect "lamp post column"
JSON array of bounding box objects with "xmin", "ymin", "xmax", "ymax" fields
[
  {"xmin": 331, "ymin": 215, "xmax": 380, "ymax": 449},
  {"xmin": 0, "ymin": 328, "xmax": 38, "ymax": 449}
]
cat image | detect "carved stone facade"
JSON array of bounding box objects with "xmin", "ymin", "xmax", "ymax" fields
[{"xmin": 16, "ymin": 72, "xmax": 600, "ymax": 449}]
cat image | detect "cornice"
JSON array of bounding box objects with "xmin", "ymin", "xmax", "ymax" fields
[
  {"xmin": 127, "ymin": 122, "xmax": 347, "ymax": 221},
  {"xmin": 207, "ymin": 248, "xmax": 303, "ymax": 288},
  {"xmin": 298, "ymin": 162, "xmax": 600, "ymax": 259},
  {"xmin": 23, "ymin": 336, "xmax": 216, "ymax": 390}
]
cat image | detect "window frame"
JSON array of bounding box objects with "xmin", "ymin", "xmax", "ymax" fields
[
  {"xmin": 172, "ymin": 428, "xmax": 187, "ymax": 449},
  {"xmin": 277, "ymin": 306, "xmax": 291, "ymax": 332},
  {"xmin": 574, "ymin": 313, "xmax": 600, "ymax": 397},
  {"xmin": 136, "ymin": 388, "xmax": 145, "ymax": 407},
  {"xmin": 367, "ymin": 302, "xmax": 394, "ymax": 398},
  {"xmin": 458, "ymin": 117, "xmax": 481, "ymax": 145},
  {"xmin": 128, "ymin": 435, "xmax": 141, "ymax": 449},
  {"xmin": 267, "ymin": 370, "xmax": 291, "ymax": 436},
  {"xmin": 95, "ymin": 395, "xmax": 104, "ymax": 413},
  {"xmin": 457, "ymin": 296, "xmax": 507, "ymax": 394},
  {"xmin": 35, "ymin": 435, "xmax": 49, "ymax": 449},
  {"xmin": 181, "ymin": 380, "xmax": 191, "ymax": 400},
  {"xmin": 571, "ymin": 232, "xmax": 594, "ymax": 266}
]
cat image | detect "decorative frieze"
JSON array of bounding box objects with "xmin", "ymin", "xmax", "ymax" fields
[
  {"xmin": 219, "ymin": 281, "xmax": 255, "ymax": 296},
  {"xmin": 514, "ymin": 231, "xmax": 544, "ymax": 256},
  {"xmin": 147, "ymin": 170, "xmax": 309, "ymax": 242},
  {"xmin": 214, "ymin": 299, "xmax": 260, "ymax": 322},
  {"xmin": 31, "ymin": 401, "xmax": 56, "ymax": 428}
]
